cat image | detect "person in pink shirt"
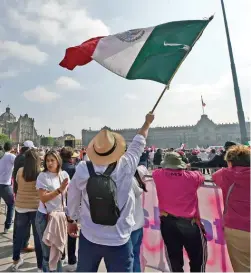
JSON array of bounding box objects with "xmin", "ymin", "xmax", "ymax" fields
[
  {"xmin": 212, "ymin": 145, "xmax": 250, "ymax": 272},
  {"xmin": 152, "ymin": 152, "xmax": 207, "ymax": 272}
]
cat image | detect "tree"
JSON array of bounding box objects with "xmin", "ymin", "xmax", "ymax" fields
[
  {"xmin": 40, "ymin": 137, "xmax": 55, "ymax": 146},
  {"xmin": 53, "ymin": 139, "xmax": 61, "ymax": 147},
  {"xmin": 0, "ymin": 134, "xmax": 10, "ymax": 145},
  {"xmin": 47, "ymin": 137, "xmax": 54, "ymax": 146}
]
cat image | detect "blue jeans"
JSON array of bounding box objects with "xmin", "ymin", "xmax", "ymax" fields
[
  {"xmin": 0, "ymin": 184, "xmax": 14, "ymax": 229},
  {"xmin": 130, "ymin": 228, "xmax": 143, "ymax": 272},
  {"xmin": 35, "ymin": 211, "xmax": 63, "ymax": 272},
  {"xmin": 77, "ymin": 232, "xmax": 133, "ymax": 272},
  {"xmin": 13, "ymin": 211, "xmax": 43, "ymax": 269},
  {"xmin": 13, "ymin": 218, "xmax": 31, "ymax": 249}
]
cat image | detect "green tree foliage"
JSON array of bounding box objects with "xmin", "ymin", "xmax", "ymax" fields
[
  {"xmin": 0, "ymin": 134, "xmax": 10, "ymax": 145},
  {"xmin": 40, "ymin": 137, "xmax": 55, "ymax": 146},
  {"xmin": 53, "ymin": 139, "xmax": 61, "ymax": 147}
]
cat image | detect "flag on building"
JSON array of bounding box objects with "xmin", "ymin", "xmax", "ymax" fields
[
  {"xmin": 201, "ymin": 95, "xmax": 206, "ymax": 107},
  {"xmin": 60, "ymin": 16, "xmax": 213, "ymax": 85}
]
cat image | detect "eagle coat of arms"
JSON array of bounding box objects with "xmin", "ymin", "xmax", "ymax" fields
[{"xmin": 115, "ymin": 29, "xmax": 145, "ymax": 42}]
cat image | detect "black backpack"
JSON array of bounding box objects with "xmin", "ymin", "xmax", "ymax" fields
[{"xmin": 86, "ymin": 161, "xmax": 120, "ymax": 226}]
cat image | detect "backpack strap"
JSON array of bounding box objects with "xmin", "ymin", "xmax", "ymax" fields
[
  {"xmin": 86, "ymin": 161, "xmax": 96, "ymax": 177},
  {"xmin": 86, "ymin": 161, "xmax": 97, "ymax": 177},
  {"xmin": 104, "ymin": 162, "xmax": 117, "ymax": 176}
]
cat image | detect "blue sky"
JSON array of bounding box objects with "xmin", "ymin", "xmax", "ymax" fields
[{"xmin": 0, "ymin": 0, "xmax": 250, "ymax": 138}]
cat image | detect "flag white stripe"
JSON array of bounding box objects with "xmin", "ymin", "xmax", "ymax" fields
[{"xmin": 92, "ymin": 26, "xmax": 154, "ymax": 77}]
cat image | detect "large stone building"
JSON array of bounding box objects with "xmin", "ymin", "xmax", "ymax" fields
[
  {"xmin": 82, "ymin": 114, "xmax": 250, "ymax": 148},
  {"xmin": 0, "ymin": 106, "xmax": 40, "ymax": 146}
]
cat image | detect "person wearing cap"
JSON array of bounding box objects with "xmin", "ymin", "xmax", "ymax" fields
[
  {"xmin": 72, "ymin": 150, "xmax": 80, "ymax": 165},
  {"xmin": 188, "ymin": 150, "xmax": 201, "ymax": 163},
  {"xmin": 67, "ymin": 112, "xmax": 154, "ymax": 272},
  {"xmin": 13, "ymin": 141, "xmax": 36, "ymax": 194},
  {"xmin": 177, "ymin": 150, "xmax": 189, "ymax": 164},
  {"xmin": 12, "ymin": 140, "xmax": 36, "ymax": 253},
  {"xmin": 189, "ymin": 141, "xmax": 236, "ymax": 170},
  {"xmin": 152, "ymin": 152, "xmax": 207, "ymax": 272}
]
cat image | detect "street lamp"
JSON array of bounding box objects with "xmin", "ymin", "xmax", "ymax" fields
[{"xmin": 220, "ymin": 0, "xmax": 248, "ymax": 143}]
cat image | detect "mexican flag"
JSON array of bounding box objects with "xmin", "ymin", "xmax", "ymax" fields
[{"xmin": 60, "ymin": 16, "xmax": 213, "ymax": 85}]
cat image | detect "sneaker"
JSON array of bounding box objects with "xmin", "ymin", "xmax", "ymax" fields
[
  {"xmin": 65, "ymin": 263, "xmax": 77, "ymax": 272},
  {"xmin": 22, "ymin": 244, "xmax": 35, "ymax": 252},
  {"xmin": 61, "ymin": 258, "xmax": 67, "ymax": 266},
  {"xmin": 3, "ymin": 227, "xmax": 13, "ymax": 234},
  {"xmin": 37, "ymin": 268, "xmax": 43, "ymax": 272},
  {"xmin": 11, "ymin": 258, "xmax": 24, "ymax": 271}
]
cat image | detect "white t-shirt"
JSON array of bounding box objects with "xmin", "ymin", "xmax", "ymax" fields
[
  {"xmin": 149, "ymin": 151, "xmax": 155, "ymax": 160},
  {"xmin": 36, "ymin": 170, "xmax": 70, "ymax": 214},
  {"xmin": 198, "ymin": 152, "xmax": 209, "ymax": 161},
  {"xmin": 132, "ymin": 178, "xmax": 144, "ymax": 231},
  {"xmin": 132, "ymin": 165, "xmax": 150, "ymax": 231},
  {"xmin": 0, "ymin": 152, "xmax": 16, "ymax": 185}
]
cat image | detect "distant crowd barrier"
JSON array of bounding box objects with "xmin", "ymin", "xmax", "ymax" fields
[{"xmin": 140, "ymin": 175, "xmax": 233, "ymax": 272}]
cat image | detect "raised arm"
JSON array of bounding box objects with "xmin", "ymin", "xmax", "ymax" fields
[
  {"xmin": 138, "ymin": 112, "xmax": 154, "ymax": 138},
  {"xmin": 36, "ymin": 173, "xmax": 69, "ymax": 203},
  {"xmin": 120, "ymin": 112, "xmax": 155, "ymax": 176}
]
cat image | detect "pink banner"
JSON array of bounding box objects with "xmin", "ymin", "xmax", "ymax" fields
[{"xmin": 141, "ymin": 178, "xmax": 233, "ymax": 272}]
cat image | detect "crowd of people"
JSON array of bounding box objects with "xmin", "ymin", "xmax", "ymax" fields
[{"xmin": 0, "ymin": 112, "xmax": 250, "ymax": 272}]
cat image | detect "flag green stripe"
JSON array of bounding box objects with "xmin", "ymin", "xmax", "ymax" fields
[{"xmin": 126, "ymin": 19, "xmax": 211, "ymax": 84}]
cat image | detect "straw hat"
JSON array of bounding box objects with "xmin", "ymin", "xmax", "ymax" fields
[
  {"xmin": 72, "ymin": 151, "xmax": 80, "ymax": 158},
  {"xmin": 161, "ymin": 152, "xmax": 187, "ymax": 169},
  {"xmin": 87, "ymin": 129, "xmax": 126, "ymax": 165}
]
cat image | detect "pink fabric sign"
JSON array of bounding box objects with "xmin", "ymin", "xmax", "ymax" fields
[{"xmin": 141, "ymin": 178, "xmax": 233, "ymax": 272}]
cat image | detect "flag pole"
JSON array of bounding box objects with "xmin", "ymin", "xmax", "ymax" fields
[
  {"xmin": 201, "ymin": 95, "xmax": 205, "ymax": 115},
  {"xmin": 151, "ymin": 85, "xmax": 169, "ymax": 113}
]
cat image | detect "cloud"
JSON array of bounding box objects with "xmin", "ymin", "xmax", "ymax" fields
[
  {"xmin": 152, "ymin": 65, "xmax": 251, "ymax": 128},
  {"xmin": 0, "ymin": 40, "xmax": 48, "ymax": 65},
  {"xmin": 0, "ymin": 69, "xmax": 20, "ymax": 79},
  {"xmin": 62, "ymin": 114, "xmax": 104, "ymax": 136},
  {"xmin": 45, "ymin": 114, "xmax": 103, "ymax": 138},
  {"xmin": 7, "ymin": 0, "xmax": 110, "ymax": 46},
  {"xmin": 23, "ymin": 86, "xmax": 60, "ymax": 103},
  {"xmin": 55, "ymin": 76, "xmax": 81, "ymax": 90},
  {"xmin": 169, "ymin": 65, "xmax": 251, "ymax": 105},
  {"xmin": 124, "ymin": 93, "xmax": 138, "ymax": 101},
  {"xmin": 23, "ymin": 76, "xmax": 82, "ymax": 103}
]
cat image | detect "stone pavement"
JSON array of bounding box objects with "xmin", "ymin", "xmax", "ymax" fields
[
  {"xmin": 0, "ymin": 202, "xmax": 109, "ymax": 272},
  {"xmin": 0, "ymin": 203, "xmax": 157, "ymax": 272},
  {"xmin": 0, "ymin": 202, "xmax": 39, "ymax": 272}
]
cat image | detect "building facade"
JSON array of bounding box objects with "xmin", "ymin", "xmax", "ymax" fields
[
  {"xmin": 0, "ymin": 106, "xmax": 40, "ymax": 146},
  {"xmin": 82, "ymin": 115, "xmax": 250, "ymax": 148},
  {"xmin": 54, "ymin": 134, "xmax": 82, "ymax": 149}
]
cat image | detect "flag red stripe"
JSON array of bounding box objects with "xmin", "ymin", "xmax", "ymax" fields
[{"xmin": 59, "ymin": 36, "xmax": 104, "ymax": 70}]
